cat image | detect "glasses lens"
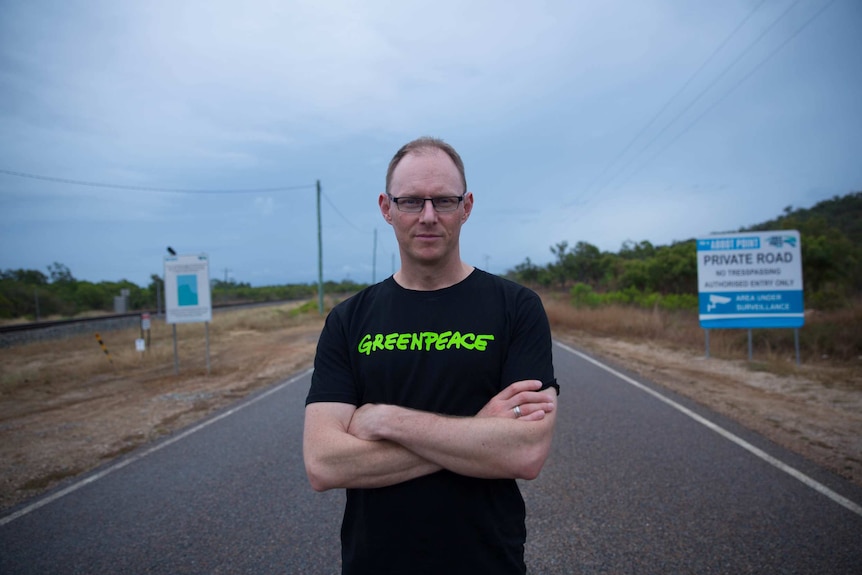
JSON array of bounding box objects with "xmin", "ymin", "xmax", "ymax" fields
[
  {"xmin": 397, "ymin": 198, "xmax": 424, "ymax": 212},
  {"xmin": 432, "ymin": 197, "xmax": 461, "ymax": 212}
]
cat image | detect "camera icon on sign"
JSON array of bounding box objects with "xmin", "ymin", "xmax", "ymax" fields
[{"xmin": 707, "ymin": 294, "xmax": 731, "ymax": 312}]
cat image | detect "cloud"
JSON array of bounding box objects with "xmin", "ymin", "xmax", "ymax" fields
[{"xmin": 1, "ymin": 0, "xmax": 859, "ymax": 286}]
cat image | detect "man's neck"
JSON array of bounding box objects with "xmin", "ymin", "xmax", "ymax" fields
[{"xmin": 394, "ymin": 261, "xmax": 474, "ymax": 291}]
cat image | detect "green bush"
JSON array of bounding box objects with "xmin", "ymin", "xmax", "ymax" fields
[
  {"xmin": 569, "ymin": 283, "xmax": 698, "ymax": 311},
  {"xmin": 570, "ymin": 283, "xmax": 602, "ymax": 308}
]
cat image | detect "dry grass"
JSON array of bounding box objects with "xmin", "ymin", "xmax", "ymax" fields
[
  {"xmin": 1, "ymin": 301, "xmax": 321, "ymax": 396},
  {"xmin": 542, "ymin": 292, "xmax": 862, "ymax": 372}
]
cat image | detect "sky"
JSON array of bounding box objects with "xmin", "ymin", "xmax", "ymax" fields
[{"xmin": 1, "ymin": 0, "xmax": 860, "ymax": 287}]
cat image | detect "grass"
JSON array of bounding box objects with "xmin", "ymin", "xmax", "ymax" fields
[
  {"xmin": 541, "ymin": 291, "xmax": 862, "ymax": 368},
  {"xmin": 0, "ymin": 299, "xmax": 328, "ymax": 395},
  {"xmin": 3, "ymin": 291, "xmax": 859, "ymax": 393}
]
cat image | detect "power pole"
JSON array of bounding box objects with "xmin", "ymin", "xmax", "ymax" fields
[{"xmin": 317, "ymin": 179, "xmax": 324, "ymax": 315}]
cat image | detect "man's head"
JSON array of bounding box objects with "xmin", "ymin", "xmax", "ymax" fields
[
  {"xmin": 385, "ymin": 137, "xmax": 467, "ymax": 196},
  {"xmin": 380, "ymin": 137, "xmax": 473, "ymax": 278}
]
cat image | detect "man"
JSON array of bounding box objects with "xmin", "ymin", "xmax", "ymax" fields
[{"xmin": 303, "ymin": 137, "xmax": 558, "ymax": 574}]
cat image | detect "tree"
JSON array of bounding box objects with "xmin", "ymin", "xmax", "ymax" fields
[
  {"xmin": 644, "ymin": 241, "xmax": 697, "ymax": 294},
  {"xmin": 618, "ymin": 259, "xmax": 649, "ymax": 292},
  {"xmin": 618, "ymin": 240, "xmax": 656, "ymax": 260},
  {"xmin": 75, "ymin": 282, "xmax": 110, "ymax": 311},
  {"xmin": 47, "ymin": 262, "xmax": 75, "ymax": 284},
  {"xmin": 548, "ymin": 241, "xmax": 571, "ymax": 289},
  {"xmin": 510, "ymin": 258, "xmax": 541, "ymax": 285},
  {"xmin": 569, "ymin": 241, "xmax": 604, "ymax": 286},
  {"xmin": 0, "ymin": 269, "xmax": 49, "ymax": 285}
]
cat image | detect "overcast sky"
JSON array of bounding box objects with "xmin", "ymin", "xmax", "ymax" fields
[{"xmin": 1, "ymin": 0, "xmax": 860, "ymax": 287}]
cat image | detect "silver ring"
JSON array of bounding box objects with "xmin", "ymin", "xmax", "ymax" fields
[{"xmin": 513, "ymin": 405, "xmax": 522, "ymax": 417}]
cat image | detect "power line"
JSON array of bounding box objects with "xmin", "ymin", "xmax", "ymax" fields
[
  {"xmin": 321, "ymin": 189, "xmax": 374, "ymax": 234},
  {"xmin": 0, "ymin": 168, "xmax": 314, "ymax": 194},
  {"xmin": 607, "ymin": 0, "xmax": 837, "ymax": 193},
  {"xmin": 566, "ymin": 0, "xmax": 768, "ymax": 209},
  {"xmin": 563, "ymin": 0, "xmax": 815, "ymax": 228},
  {"xmin": 592, "ymin": 0, "xmax": 801, "ymax": 193}
]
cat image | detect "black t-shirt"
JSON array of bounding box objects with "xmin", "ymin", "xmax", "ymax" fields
[{"xmin": 307, "ymin": 269, "xmax": 557, "ymax": 575}]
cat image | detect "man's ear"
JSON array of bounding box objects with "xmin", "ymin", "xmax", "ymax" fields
[
  {"xmin": 462, "ymin": 192, "xmax": 474, "ymax": 222},
  {"xmin": 379, "ymin": 193, "xmax": 393, "ymax": 223}
]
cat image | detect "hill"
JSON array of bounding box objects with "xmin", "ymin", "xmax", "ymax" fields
[{"xmin": 746, "ymin": 191, "xmax": 862, "ymax": 246}]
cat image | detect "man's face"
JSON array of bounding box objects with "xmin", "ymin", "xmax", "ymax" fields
[{"xmin": 380, "ymin": 150, "xmax": 473, "ymax": 268}]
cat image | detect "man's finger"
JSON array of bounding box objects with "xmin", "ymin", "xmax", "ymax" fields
[{"xmin": 498, "ymin": 379, "xmax": 542, "ymax": 399}]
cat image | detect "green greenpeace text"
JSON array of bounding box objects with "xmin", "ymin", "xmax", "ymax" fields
[{"xmin": 357, "ymin": 331, "xmax": 495, "ymax": 355}]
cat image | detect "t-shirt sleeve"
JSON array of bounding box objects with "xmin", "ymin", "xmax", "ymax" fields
[
  {"xmin": 502, "ymin": 289, "xmax": 559, "ymax": 395},
  {"xmin": 306, "ymin": 307, "xmax": 361, "ymax": 406}
]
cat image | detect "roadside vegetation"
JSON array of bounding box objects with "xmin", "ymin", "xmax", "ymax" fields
[
  {"xmin": 0, "ymin": 263, "xmax": 365, "ymax": 322},
  {"xmin": 509, "ymin": 191, "xmax": 862, "ymax": 365},
  {"xmin": 543, "ymin": 293, "xmax": 862, "ymax": 367}
]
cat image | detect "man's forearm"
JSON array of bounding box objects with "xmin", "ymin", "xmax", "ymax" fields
[
  {"xmin": 311, "ymin": 437, "xmax": 440, "ymax": 491},
  {"xmin": 352, "ymin": 403, "xmax": 556, "ymax": 480},
  {"xmin": 303, "ymin": 404, "xmax": 441, "ymax": 491}
]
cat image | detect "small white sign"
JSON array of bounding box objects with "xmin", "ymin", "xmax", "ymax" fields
[
  {"xmin": 164, "ymin": 254, "xmax": 213, "ymax": 324},
  {"xmin": 135, "ymin": 338, "xmax": 146, "ymax": 352}
]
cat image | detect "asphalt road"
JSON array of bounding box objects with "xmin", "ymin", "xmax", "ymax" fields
[{"xmin": 1, "ymin": 342, "xmax": 860, "ymax": 574}]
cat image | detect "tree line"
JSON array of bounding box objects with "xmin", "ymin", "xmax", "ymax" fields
[
  {"xmin": 0, "ymin": 264, "xmax": 365, "ymax": 320},
  {"xmin": 504, "ymin": 191, "xmax": 861, "ymax": 311},
  {"xmin": 2, "ymin": 192, "xmax": 859, "ymax": 320}
]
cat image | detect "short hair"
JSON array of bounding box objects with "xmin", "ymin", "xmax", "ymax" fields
[{"xmin": 385, "ymin": 137, "xmax": 467, "ymax": 196}]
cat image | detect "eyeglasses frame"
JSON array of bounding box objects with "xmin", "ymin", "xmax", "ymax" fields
[{"xmin": 386, "ymin": 194, "xmax": 465, "ymax": 213}]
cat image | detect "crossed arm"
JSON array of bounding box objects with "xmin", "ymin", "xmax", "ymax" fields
[{"xmin": 303, "ymin": 380, "xmax": 557, "ymax": 492}]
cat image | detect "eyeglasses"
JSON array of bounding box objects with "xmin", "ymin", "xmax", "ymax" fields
[{"xmin": 387, "ymin": 195, "xmax": 464, "ymax": 213}]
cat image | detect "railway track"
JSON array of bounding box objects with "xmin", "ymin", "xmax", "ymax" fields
[
  {"xmin": 0, "ymin": 312, "xmax": 146, "ymax": 333},
  {"xmin": 0, "ymin": 300, "xmax": 295, "ymax": 348},
  {"xmin": 0, "ymin": 312, "xmax": 155, "ymax": 348}
]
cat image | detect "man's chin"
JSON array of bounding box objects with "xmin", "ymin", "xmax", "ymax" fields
[{"xmin": 406, "ymin": 248, "xmax": 446, "ymax": 265}]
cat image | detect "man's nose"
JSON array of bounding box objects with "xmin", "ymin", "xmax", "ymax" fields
[{"xmin": 418, "ymin": 199, "xmax": 437, "ymax": 221}]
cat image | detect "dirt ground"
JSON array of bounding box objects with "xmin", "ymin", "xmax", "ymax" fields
[{"xmin": 1, "ymin": 312, "xmax": 860, "ymax": 513}]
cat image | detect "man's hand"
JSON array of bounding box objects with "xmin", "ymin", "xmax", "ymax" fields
[
  {"xmin": 347, "ymin": 403, "xmax": 390, "ymax": 441},
  {"xmin": 476, "ymin": 380, "xmax": 556, "ymax": 422}
]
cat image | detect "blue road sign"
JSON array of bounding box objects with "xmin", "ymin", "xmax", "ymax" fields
[{"xmin": 696, "ymin": 231, "xmax": 803, "ymax": 328}]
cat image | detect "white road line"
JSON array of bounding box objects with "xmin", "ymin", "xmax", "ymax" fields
[
  {"xmin": 0, "ymin": 368, "xmax": 313, "ymax": 527},
  {"xmin": 555, "ymin": 341, "xmax": 862, "ymax": 518}
]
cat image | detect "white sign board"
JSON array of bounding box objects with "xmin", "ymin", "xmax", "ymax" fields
[
  {"xmin": 164, "ymin": 254, "xmax": 212, "ymax": 324},
  {"xmin": 697, "ymin": 230, "xmax": 803, "ymax": 328}
]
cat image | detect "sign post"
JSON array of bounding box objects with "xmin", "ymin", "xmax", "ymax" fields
[
  {"xmin": 163, "ymin": 254, "xmax": 213, "ymax": 374},
  {"xmin": 697, "ymin": 230, "xmax": 804, "ymax": 363},
  {"xmin": 140, "ymin": 312, "xmax": 151, "ymax": 350}
]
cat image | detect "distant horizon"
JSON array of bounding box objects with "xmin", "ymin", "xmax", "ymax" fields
[{"xmin": 4, "ymin": 189, "xmax": 855, "ymax": 289}]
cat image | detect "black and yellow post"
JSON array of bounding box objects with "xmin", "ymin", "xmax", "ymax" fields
[{"xmin": 95, "ymin": 333, "xmax": 113, "ymax": 365}]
